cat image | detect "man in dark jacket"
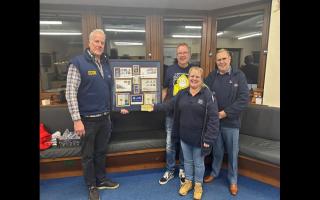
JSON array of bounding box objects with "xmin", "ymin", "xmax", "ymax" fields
[
  {"xmin": 203, "ymin": 49, "xmax": 249, "ymax": 196},
  {"xmin": 240, "ymin": 55, "xmax": 258, "ymax": 84},
  {"xmin": 66, "ymin": 29, "xmax": 128, "ymax": 200}
]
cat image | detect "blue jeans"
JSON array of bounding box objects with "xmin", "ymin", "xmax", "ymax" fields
[
  {"xmin": 165, "ymin": 115, "xmax": 184, "ymax": 172},
  {"xmin": 180, "ymin": 140, "xmax": 205, "ymax": 183},
  {"xmin": 211, "ymin": 127, "xmax": 239, "ymax": 185}
]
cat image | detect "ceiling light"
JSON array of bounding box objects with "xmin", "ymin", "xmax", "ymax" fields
[
  {"xmin": 40, "ymin": 21, "xmax": 62, "ymax": 25},
  {"xmin": 237, "ymin": 32, "xmax": 262, "ymax": 40},
  {"xmin": 114, "ymin": 42, "xmax": 143, "ymax": 46},
  {"xmin": 172, "ymin": 35, "xmax": 201, "ymax": 38},
  {"xmin": 105, "ymin": 28, "xmax": 145, "ymax": 33},
  {"xmin": 40, "ymin": 32, "xmax": 82, "ymax": 35},
  {"xmin": 185, "ymin": 26, "xmax": 202, "ymax": 29},
  {"xmin": 217, "ymin": 31, "xmax": 224, "ymax": 36}
]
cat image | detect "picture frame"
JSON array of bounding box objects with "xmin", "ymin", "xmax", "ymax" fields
[
  {"xmin": 131, "ymin": 94, "xmax": 143, "ymax": 105},
  {"xmin": 115, "ymin": 79, "xmax": 132, "ymax": 92},
  {"xmin": 140, "ymin": 67, "xmax": 157, "ymax": 78},
  {"xmin": 132, "ymin": 76, "xmax": 140, "ymax": 84},
  {"xmin": 133, "ymin": 84, "xmax": 140, "ymax": 94},
  {"xmin": 110, "ymin": 60, "xmax": 161, "ymax": 111},
  {"xmin": 116, "ymin": 93, "xmax": 130, "ymax": 107},
  {"xmin": 144, "ymin": 93, "xmax": 157, "ymax": 104},
  {"xmin": 114, "ymin": 67, "xmax": 132, "ymax": 79},
  {"xmin": 132, "ymin": 65, "xmax": 140, "ymax": 75},
  {"xmin": 141, "ymin": 78, "xmax": 157, "ymax": 92}
]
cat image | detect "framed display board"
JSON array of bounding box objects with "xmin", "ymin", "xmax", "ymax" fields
[{"xmin": 110, "ymin": 60, "xmax": 161, "ymax": 111}]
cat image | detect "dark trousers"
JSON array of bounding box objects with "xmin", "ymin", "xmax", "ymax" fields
[{"xmin": 81, "ymin": 115, "xmax": 111, "ymax": 187}]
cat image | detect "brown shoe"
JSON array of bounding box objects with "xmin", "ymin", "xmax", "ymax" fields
[
  {"xmin": 229, "ymin": 184, "xmax": 238, "ymax": 196},
  {"xmin": 203, "ymin": 175, "xmax": 214, "ymax": 183}
]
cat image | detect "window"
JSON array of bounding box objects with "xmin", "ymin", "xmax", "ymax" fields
[
  {"xmin": 40, "ymin": 13, "xmax": 83, "ymax": 91},
  {"xmin": 163, "ymin": 18, "xmax": 203, "ymax": 67},
  {"xmin": 102, "ymin": 16, "xmax": 146, "ymax": 60},
  {"xmin": 216, "ymin": 11, "xmax": 264, "ymax": 85}
]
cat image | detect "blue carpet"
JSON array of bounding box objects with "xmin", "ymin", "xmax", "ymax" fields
[{"xmin": 40, "ymin": 168, "xmax": 279, "ymax": 200}]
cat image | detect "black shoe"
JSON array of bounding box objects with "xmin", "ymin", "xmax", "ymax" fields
[
  {"xmin": 88, "ymin": 186, "xmax": 100, "ymax": 200},
  {"xmin": 97, "ymin": 179, "xmax": 120, "ymax": 190}
]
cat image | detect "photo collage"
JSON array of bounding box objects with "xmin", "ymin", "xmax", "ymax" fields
[{"xmin": 112, "ymin": 62, "xmax": 160, "ymax": 111}]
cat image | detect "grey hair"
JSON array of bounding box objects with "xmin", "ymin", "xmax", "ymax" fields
[
  {"xmin": 216, "ymin": 48, "xmax": 231, "ymax": 57},
  {"xmin": 89, "ymin": 29, "xmax": 105, "ymax": 42}
]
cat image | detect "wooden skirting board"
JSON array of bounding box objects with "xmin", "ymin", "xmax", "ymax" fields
[
  {"xmin": 40, "ymin": 149, "xmax": 279, "ymax": 188},
  {"xmin": 40, "ymin": 148, "xmax": 166, "ymax": 180}
]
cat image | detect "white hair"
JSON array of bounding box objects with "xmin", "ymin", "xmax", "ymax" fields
[{"xmin": 89, "ymin": 29, "xmax": 105, "ymax": 42}]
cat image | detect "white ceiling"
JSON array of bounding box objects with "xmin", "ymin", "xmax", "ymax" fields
[{"xmin": 40, "ymin": 0, "xmax": 265, "ymax": 11}]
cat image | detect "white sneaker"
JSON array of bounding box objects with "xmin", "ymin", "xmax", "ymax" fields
[
  {"xmin": 159, "ymin": 171, "xmax": 174, "ymax": 185},
  {"xmin": 179, "ymin": 169, "xmax": 186, "ymax": 185}
]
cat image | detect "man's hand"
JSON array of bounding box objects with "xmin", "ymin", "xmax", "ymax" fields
[
  {"xmin": 203, "ymin": 143, "xmax": 210, "ymax": 148},
  {"xmin": 219, "ymin": 110, "xmax": 227, "ymax": 119},
  {"xmin": 74, "ymin": 120, "xmax": 85, "ymax": 137},
  {"xmin": 120, "ymin": 109, "xmax": 129, "ymax": 114}
]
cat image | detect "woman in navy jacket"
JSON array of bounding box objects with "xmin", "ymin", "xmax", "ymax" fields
[{"xmin": 155, "ymin": 67, "xmax": 219, "ymax": 200}]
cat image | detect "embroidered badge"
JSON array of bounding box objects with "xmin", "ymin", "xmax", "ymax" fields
[
  {"xmin": 88, "ymin": 70, "xmax": 97, "ymax": 76},
  {"xmin": 198, "ymin": 99, "xmax": 204, "ymax": 105}
]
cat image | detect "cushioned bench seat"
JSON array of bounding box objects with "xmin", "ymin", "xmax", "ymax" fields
[
  {"xmin": 239, "ymin": 134, "xmax": 280, "ymax": 165},
  {"xmin": 41, "ymin": 130, "xmax": 165, "ymax": 159},
  {"xmin": 239, "ymin": 104, "xmax": 280, "ymax": 166},
  {"xmin": 40, "ymin": 106, "xmax": 166, "ymax": 159}
]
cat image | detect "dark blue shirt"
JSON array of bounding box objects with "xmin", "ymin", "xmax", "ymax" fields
[{"xmin": 163, "ymin": 63, "xmax": 192, "ymax": 100}]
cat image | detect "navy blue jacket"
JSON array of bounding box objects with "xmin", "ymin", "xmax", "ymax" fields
[
  {"xmin": 204, "ymin": 68, "xmax": 249, "ymax": 128},
  {"xmin": 69, "ymin": 49, "xmax": 113, "ymax": 116},
  {"xmin": 157, "ymin": 86, "xmax": 220, "ymax": 156}
]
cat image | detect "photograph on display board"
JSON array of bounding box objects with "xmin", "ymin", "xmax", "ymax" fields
[
  {"xmin": 115, "ymin": 79, "xmax": 132, "ymax": 92},
  {"xmin": 132, "ymin": 65, "xmax": 140, "ymax": 75},
  {"xmin": 141, "ymin": 78, "xmax": 157, "ymax": 92},
  {"xmin": 144, "ymin": 93, "xmax": 157, "ymax": 104},
  {"xmin": 114, "ymin": 67, "xmax": 133, "ymax": 79},
  {"xmin": 133, "ymin": 76, "xmax": 140, "ymax": 84},
  {"xmin": 140, "ymin": 67, "xmax": 157, "ymax": 78},
  {"xmin": 133, "ymin": 85, "xmax": 140, "ymax": 94},
  {"xmin": 110, "ymin": 60, "xmax": 161, "ymax": 111},
  {"xmin": 131, "ymin": 94, "xmax": 143, "ymax": 105},
  {"xmin": 116, "ymin": 93, "xmax": 130, "ymax": 107}
]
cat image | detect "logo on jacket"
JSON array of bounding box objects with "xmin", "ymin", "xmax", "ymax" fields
[
  {"xmin": 88, "ymin": 70, "xmax": 97, "ymax": 76},
  {"xmin": 198, "ymin": 99, "xmax": 204, "ymax": 105}
]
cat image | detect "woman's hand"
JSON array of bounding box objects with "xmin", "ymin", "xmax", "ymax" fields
[{"xmin": 120, "ymin": 109, "xmax": 129, "ymax": 114}]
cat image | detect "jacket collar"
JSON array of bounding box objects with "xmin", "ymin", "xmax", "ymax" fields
[{"xmin": 84, "ymin": 48, "xmax": 109, "ymax": 63}]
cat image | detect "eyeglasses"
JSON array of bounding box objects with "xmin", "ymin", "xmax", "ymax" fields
[{"xmin": 177, "ymin": 52, "xmax": 189, "ymax": 56}]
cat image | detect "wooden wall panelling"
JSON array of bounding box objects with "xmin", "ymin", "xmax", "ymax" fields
[
  {"xmin": 146, "ymin": 15, "xmax": 164, "ymax": 85},
  {"xmin": 201, "ymin": 16, "xmax": 216, "ymax": 78},
  {"xmin": 82, "ymin": 12, "xmax": 99, "ymax": 50}
]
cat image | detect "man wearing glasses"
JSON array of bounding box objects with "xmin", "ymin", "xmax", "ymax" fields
[
  {"xmin": 204, "ymin": 49, "xmax": 249, "ymax": 196},
  {"xmin": 159, "ymin": 43, "xmax": 198, "ymax": 185}
]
